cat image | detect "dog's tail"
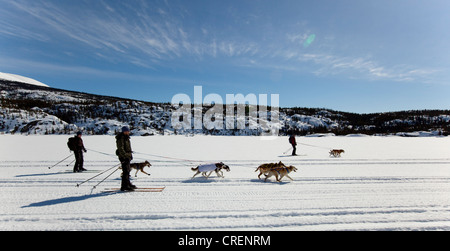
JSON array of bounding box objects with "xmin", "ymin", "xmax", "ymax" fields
[
  {"xmin": 255, "ymin": 166, "xmax": 260, "ymax": 172},
  {"xmin": 191, "ymin": 167, "xmax": 198, "ymax": 171}
]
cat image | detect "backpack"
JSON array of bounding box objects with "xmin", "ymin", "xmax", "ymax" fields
[{"xmin": 67, "ymin": 136, "xmax": 77, "ymax": 151}]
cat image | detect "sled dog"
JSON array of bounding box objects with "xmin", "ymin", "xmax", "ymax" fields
[
  {"xmin": 264, "ymin": 165, "xmax": 298, "ymax": 182},
  {"xmin": 191, "ymin": 162, "xmax": 230, "ymax": 179},
  {"xmin": 120, "ymin": 160, "xmax": 152, "ymax": 177},
  {"xmin": 255, "ymin": 161, "xmax": 285, "ymax": 180},
  {"xmin": 329, "ymin": 149, "xmax": 345, "ymax": 158}
]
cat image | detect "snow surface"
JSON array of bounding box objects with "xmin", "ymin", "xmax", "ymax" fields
[
  {"xmin": 0, "ymin": 72, "xmax": 49, "ymax": 87},
  {"xmin": 1, "ymin": 135, "xmax": 450, "ymax": 230}
]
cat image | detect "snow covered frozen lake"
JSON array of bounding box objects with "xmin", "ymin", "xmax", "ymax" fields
[{"xmin": 1, "ymin": 135, "xmax": 450, "ymax": 230}]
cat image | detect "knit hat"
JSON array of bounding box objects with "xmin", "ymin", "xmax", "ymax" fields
[
  {"xmin": 76, "ymin": 131, "xmax": 82, "ymax": 136},
  {"xmin": 122, "ymin": 126, "xmax": 130, "ymax": 132}
]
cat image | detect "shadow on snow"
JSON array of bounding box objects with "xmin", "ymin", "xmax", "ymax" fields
[{"xmin": 21, "ymin": 191, "xmax": 116, "ymax": 208}]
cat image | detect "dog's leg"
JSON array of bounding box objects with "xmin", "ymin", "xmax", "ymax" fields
[
  {"xmin": 135, "ymin": 169, "xmax": 139, "ymax": 177},
  {"xmin": 192, "ymin": 171, "xmax": 201, "ymax": 179},
  {"xmin": 205, "ymin": 171, "xmax": 213, "ymax": 178},
  {"xmin": 286, "ymin": 174, "xmax": 294, "ymax": 181},
  {"xmin": 141, "ymin": 170, "xmax": 151, "ymax": 176}
]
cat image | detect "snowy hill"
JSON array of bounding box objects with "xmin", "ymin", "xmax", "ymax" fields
[
  {"xmin": 0, "ymin": 72, "xmax": 49, "ymax": 87},
  {"xmin": 0, "ymin": 78, "xmax": 449, "ymax": 136}
]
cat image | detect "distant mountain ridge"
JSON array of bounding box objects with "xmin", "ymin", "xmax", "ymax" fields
[
  {"xmin": 0, "ymin": 72, "xmax": 49, "ymax": 87},
  {"xmin": 1, "ymin": 78, "xmax": 449, "ymax": 136}
]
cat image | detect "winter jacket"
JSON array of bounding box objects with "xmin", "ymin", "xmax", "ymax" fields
[
  {"xmin": 116, "ymin": 133, "xmax": 133, "ymax": 160},
  {"xmin": 74, "ymin": 136, "xmax": 87, "ymax": 152}
]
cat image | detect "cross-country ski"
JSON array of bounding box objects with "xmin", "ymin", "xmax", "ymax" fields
[{"xmin": 103, "ymin": 187, "xmax": 166, "ymax": 193}]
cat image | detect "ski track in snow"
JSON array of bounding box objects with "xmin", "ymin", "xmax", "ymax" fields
[{"xmin": 1, "ymin": 135, "xmax": 450, "ymax": 230}]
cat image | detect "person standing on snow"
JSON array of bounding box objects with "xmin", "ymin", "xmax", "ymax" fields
[
  {"xmin": 73, "ymin": 131, "xmax": 87, "ymax": 172},
  {"xmin": 115, "ymin": 126, "xmax": 136, "ymax": 191},
  {"xmin": 289, "ymin": 134, "xmax": 297, "ymax": 156}
]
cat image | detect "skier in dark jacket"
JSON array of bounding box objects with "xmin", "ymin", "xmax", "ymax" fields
[
  {"xmin": 73, "ymin": 131, "xmax": 87, "ymax": 172},
  {"xmin": 289, "ymin": 135, "xmax": 297, "ymax": 156},
  {"xmin": 116, "ymin": 126, "xmax": 135, "ymax": 191}
]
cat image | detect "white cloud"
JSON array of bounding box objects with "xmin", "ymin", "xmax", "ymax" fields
[
  {"xmin": 3, "ymin": 0, "xmax": 267, "ymax": 68},
  {"xmin": 1, "ymin": 0, "xmax": 444, "ymax": 85},
  {"xmin": 241, "ymin": 48, "xmax": 442, "ymax": 84}
]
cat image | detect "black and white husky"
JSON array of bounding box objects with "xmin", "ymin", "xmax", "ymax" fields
[{"xmin": 191, "ymin": 162, "xmax": 230, "ymax": 179}]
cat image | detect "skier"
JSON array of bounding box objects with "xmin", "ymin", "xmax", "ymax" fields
[
  {"xmin": 115, "ymin": 126, "xmax": 136, "ymax": 191},
  {"xmin": 289, "ymin": 134, "xmax": 297, "ymax": 156},
  {"xmin": 71, "ymin": 131, "xmax": 87, "ymax": 172}
]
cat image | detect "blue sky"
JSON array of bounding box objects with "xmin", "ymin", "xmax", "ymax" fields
[{"xmin": 1, "ymin": 0, "xmax": 450, "ymax": 113}]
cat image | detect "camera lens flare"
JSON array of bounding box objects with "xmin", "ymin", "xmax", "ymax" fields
[{"xmin": 303, "ymin": 34, "xmax": 316, "ymax": 48}]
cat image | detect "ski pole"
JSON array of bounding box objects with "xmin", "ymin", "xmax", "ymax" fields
[
  {"xmin": 76, "ymin": 163, "xmax": 120, "ymax": 187},
  {"xmin": 282, "ymin": 146, "xmax": 292, "ymax": 154},
  {"xmin": 92, "ymin": 167, "xmax": 120, "ymax": 190},
  {"xmin": 48, "ymin": 154, "xmax": 73, "ymax": 169},
  {"xmin": 66, "ymin": 159, "xmax": 76, "ymax": 167}
]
